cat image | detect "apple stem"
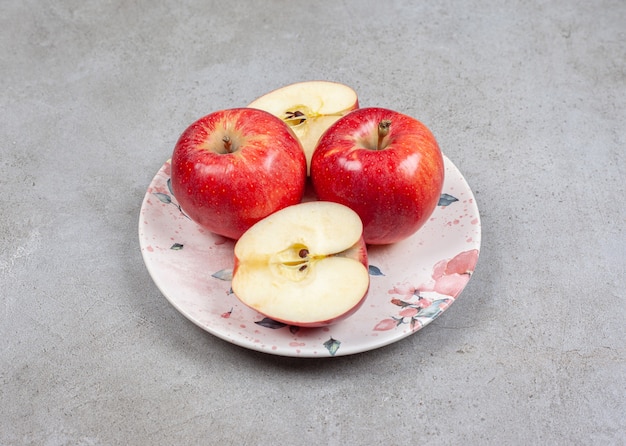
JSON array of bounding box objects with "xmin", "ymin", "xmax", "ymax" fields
[
  {"xmin": 377, "ymin": 120, "xmax": 391, "ymax": 150},
  {"xmin": 222, "ymin": 136, "xmax": 233, "ymax": 153}
]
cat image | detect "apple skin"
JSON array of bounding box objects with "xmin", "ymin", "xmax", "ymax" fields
[
  {"xmin": 170, "ymin": 108, "xmax": 307, "ymax": 240},
  {"xmin": 310, "ymin": 107, "xmax": 445, "ymax": 245}
]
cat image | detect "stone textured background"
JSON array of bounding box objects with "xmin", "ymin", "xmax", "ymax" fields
[{"xmin": 1, "ymin": 1, "xmax": 624, "ymax": 444}]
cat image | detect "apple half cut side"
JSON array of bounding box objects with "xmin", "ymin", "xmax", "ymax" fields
[
  {"xmin": 247, "ymin": 80, "xmax": 359, "ymax": 174},
  {"xmin": 231, "ymin": 201, "xmax": 370, "ymax": 327}
]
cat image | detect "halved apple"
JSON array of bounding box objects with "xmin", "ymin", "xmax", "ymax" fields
[
  {"xmin": 247, "ymin": 81, "xmax": 359, "ymax": 174},
  {"xmin": 231, "ymin": 201, "xmax": 369, "ymax": 327}
]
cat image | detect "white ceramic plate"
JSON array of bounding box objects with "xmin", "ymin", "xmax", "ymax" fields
[{"xmin": 139, "ymin": 155, "xmax": 481, "ymax": 357}]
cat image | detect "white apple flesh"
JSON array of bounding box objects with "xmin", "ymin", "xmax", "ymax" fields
[
  {"xmin": 247, "ymin": 81, "xmax": 359, "ymax": 174},
  {"xmin": 232, "ymin": 201, "xmax": 369, "ymax": 327}
]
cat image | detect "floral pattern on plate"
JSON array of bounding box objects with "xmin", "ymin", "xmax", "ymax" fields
[{"xmin": 138, "ymin": 155, "xmax": 481, "ymax": 357}]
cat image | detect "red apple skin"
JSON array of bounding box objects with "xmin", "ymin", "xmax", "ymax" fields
[
  {"xmin": 310, "ymin": 107, "xmax": 445, "ymax": 245},
  {"xmin": 232, "ymin": 235, "xmax": 369, "ymax": 328},
  {"xmin": 171, "ymin": 108, "xmax": 307, "ymax": 240}
]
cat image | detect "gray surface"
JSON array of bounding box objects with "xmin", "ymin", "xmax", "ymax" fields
[{"xmin": 1, "ymin": 0, "xmax": 624, "ymax": 444}]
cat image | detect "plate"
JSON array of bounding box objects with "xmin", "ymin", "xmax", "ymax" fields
[{"xmin": 138, "ymin": 155, "xmax": 481, "ymax": 357}]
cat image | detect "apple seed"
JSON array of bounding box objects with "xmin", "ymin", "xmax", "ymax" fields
[{"xmin": 284, "ymin": 110, "xmax": 307, "ymax": 126}]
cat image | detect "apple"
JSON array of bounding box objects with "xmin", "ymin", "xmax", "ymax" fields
[
  {"xmin": 170, "ymin": 108, "xmax": 307, "ymax": 240},
  {"xmin": 310, "ymin": 107, "xmax": 445, "ymax": 245},
  {"xmin": 247, "ymin": 80, "xmax": 359, "ymax": 173},
  {"xmin": 231, "ymin": 201, "xmax": 370, "ymax": 327}
]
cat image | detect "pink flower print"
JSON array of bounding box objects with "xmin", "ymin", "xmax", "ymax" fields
[
  {"xmin": 388, "ymin": 283, "xmax": 420, "ymax": 300},
  {"xmin": 422, "ymin": 249, "xmax": 479, "ymax": 298},
  {"xmin": 433, "ymin": 274, "xmax": 471, "ymax": 297},
  {"xmin": 444, "ymin": 249, "xmax": 479, "ymax": 275},
  {"xmin": 389, "ymin": 288, "xmax": 432, "ymax": 310},
  {"xmin": 399, "ymin": 307, "xmax": 419, "ymax": 318},
  {"xmin": 374, "ymin": 250, "xmax": 478, "ymax": 332},
  {"xmin": 374, "ymin": 318, "xmax": 398, "ymax": 331},
  {"xmin": 432, "ymin": 259, "xmax": 448, "ymax": 280}
]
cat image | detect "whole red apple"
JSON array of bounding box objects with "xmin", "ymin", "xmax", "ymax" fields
[
  {"xmin": 170, "ymin": 108, "xmax": 307, "ymax": 240},
  {"xmin": 310, "ymin": 107, "xmax": 444, "ymax": 245}
]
